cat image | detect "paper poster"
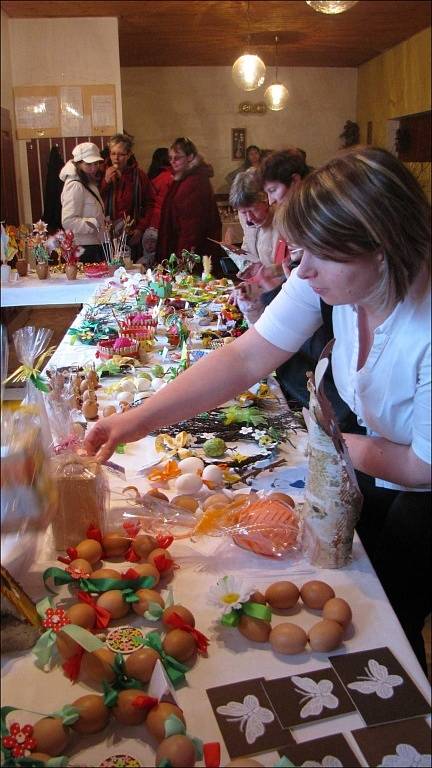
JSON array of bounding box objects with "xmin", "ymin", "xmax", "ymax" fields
[
  {"xmin": 15, "ymin": 96, "xmax": 59, "ymax": 130},
  {"xmin": 60, "ymin": 86, "xmax": 90, "ymax": 136},
  {"xmin": 91, "ymin": 94, "xmax": 115, "ymax": 128}
]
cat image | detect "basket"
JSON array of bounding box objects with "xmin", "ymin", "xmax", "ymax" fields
[
  {"xmin": 96, "ymin": 338, "xmax": 139, "ymax": 360},
  {"xmin": 119, "ymin": 313, "xmax": 158, "ymax": 341}
]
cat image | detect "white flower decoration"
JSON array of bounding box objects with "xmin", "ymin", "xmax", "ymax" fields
[
  {"xmin": 208, "ymin": 575, "xmax": 254, "ymax": 615},
  {"xmin": 380, "ymin": 744, "xmax": 431, "ymax": 767},
  {"xmin": 216, "ymin": 694, "xmax": 274, "ymax": 744},
  {"xmin": 239, "ymin": 427, "xmax": 253, "ymax": 435},
  {"xmin": 302, "ymin": 758, "xmax": 343, "ymax": 768},
  {"xmin": 347, "ymin": 659, "xmax": 403, "ymax": 699},
  {"xmin": 292, "ymin": 676, "xmax": 339, "ymax": 719}
]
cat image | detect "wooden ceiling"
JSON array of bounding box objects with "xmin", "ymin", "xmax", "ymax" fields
[{"xmin": 2, "ymin": 0, "xmax": 431, "ymax": 67}]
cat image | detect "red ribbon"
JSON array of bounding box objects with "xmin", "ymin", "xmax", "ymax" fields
[
  {"xmin": 62, "ymin": 648, "xmax": 84, "ymax": 682},
  {"xmin": 156, "ymin": 533, "xmax": 174, "ymax": 549},
  {"xmin": 121, "ymin": 568, "xmax": 140, "ymax": 580},
  {"xmin": 86, "ymin": 524, "xmax": 103, "ymax": 543},
  {"xmin": 66, "ymin": 546, "xmax": 78, "ymax": 561},
  {"xmin": 153, "ymin": 553, "xmax": 173, "ymax": 574},
  {"xmin": 126, "ymin": 544, "xmax": 140, "ymax": 562},
  {"xmin": 123, "ymin": 520, "xmax": 141, "ymax": 538},
  {"xmin": 203, "ymin": 742, "xmax": 221, "ymax": 768},
  {"xmin": 77, "ymin": 590, "xmax": 111, "ymax": 629},
  {"xmin": 166, "ymin": 611, "xmax": 209, "ymax": 655},
  {"xmin": 132, "ymin": 695, "xmax": 159, "ymax": 710},
  {"xmin": 57, "ymin": 555, "xmax": 72, "ymax": 565}
]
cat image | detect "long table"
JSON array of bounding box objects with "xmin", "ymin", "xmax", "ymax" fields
[
  {"xmin": 1, "ymin": 272, "xmax": 108, "ymax": 308},
  {"xmin": 1, "ymin": 284, "xmax": 430, "ymax": 767}
]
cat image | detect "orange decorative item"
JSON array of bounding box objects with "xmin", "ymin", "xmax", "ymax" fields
[{"xmin": 148, "ymin": 460, "xmax": 181, "ymax": 484}]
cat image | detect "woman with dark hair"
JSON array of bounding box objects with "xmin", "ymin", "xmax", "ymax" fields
[
  {"xmin": 147, "ymin": 148, "xmax": 170, "ymax": 180},
  {"xmin": 60, "ymin": 142, "xmax": 106, "ymax": 263},
  {"xmin": 156, "ymin": 137, "xmax": 221, "ymax": 262},
  {"xmin": 86, "ymin": 146, "xmax": 431, "ymax": 670},
  {"xmin": 141, "ymin": 148, "xmax": 173, "ymax": 265},
  {"xmin": 226, "ymin": 144, "xmax": 263, "ymax": 187}
]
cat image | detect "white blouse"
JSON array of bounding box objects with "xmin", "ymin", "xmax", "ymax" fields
[{"xmin": 254, "ymin": 268, "xmax": 431, "ymax": 491}]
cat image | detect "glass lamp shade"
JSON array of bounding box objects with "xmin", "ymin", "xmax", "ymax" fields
[
  {"xmin": 232, "ymin": 54, "xmax": 266, "ymax": 91},
  {"xmin": 264, "ymin": 83, "xmax": 289, "ymax": 111},
  {"xmin": 306, "ymin": 1, "xmax": 358, "ymax": 13}
]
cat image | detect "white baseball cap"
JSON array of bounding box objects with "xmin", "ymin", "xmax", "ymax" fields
[{"xmin": 72, "ymin": 142, "xmax": 103, "ymax": 164}]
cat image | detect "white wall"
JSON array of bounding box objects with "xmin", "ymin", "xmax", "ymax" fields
[
  {"xmin": 122, "ymin": 66, "xmax": 358, "ymax": 192},
  {"xmin": 3, "ymin": 17, "xmax": 123, "ymax": 222}
]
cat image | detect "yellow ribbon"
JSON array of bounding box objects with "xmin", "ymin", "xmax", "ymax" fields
[
  {"xmin": 3, "ymin": 345, "xmax": 57, "ymax": 386},
  {"xmin": 154, "ymin": 431, "xmax": 193, "ymax": 457}
]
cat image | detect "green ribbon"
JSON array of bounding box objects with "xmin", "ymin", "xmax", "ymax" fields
[
  {"xmin": 102, "ymin": 681, "xmax": 119, "ymax": 709},
  {"xmin": 43, "ymin": 567, "xmax": 155, "ymax": 595},
  {"xmin": 112, "ymin": 654, "xmax": 144, "ymax": 691},
  {"xmin": 221, "ymin": 600, "xmax": 272, "ymax": 628},
  {"xmin": 144, "ymin": 601, "xmax": 163, "ymax": 621},
  {"xmin": 51, "ymin": 705, "xmax": 80, "ymax": 727},
  {"xmin": 273, "ymin": 758, "xmax": 296, "ymax": 768},
  {"xmin": 29, "ymin": 372, "xmax": 50, "ymax": 392},
  {"xmin": 141, "ymin": 631, "xmax": 188, "ymax": 686},
  {"xmin": 157, "ymin": 760, "xmax": 171, "ymax": 768},
  {"xmin": 163, "ymin": 717, "xmax": 203, "ymax": 761},
  {"xmin": 1, "ymin": 707, "xmax": 69, "ymax": 767},
  {"xmin": 32, "ymin": 623, "xmax": 104, "ymax": 669}
]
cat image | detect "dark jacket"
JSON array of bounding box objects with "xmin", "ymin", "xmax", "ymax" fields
[
  {"xmin": 156, "ymin": 157, "xmax": 221, "ymax": 260},
  {"xmin": 100, "ymin": 158, "xmax": 155, "ymax": 232},
  {"xmin": 42, "ymin": 145, "xmax": 64, "ymax": 230}
]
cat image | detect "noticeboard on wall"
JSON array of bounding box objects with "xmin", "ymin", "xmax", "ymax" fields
[{"xmin": 14, "ymin": 84, "xmax": 116, "ymax": 139}]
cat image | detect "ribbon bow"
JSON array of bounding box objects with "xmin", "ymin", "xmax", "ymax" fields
[
  {"xmin": 141, "ymin": 631, "xmax": 188, "ymax": 686},
  {"xmin": 77, "ymin": 591, "xmax": 111, "ymax": 628},
  {"xmin": 3, "ymin": 346, "xmax": 56, "ymax": 392},
  {"xmin": 112, "ymin": 654, "xmax": 146, "ymax": 691},
  {"xmin": 43, "ymin": 566, "xmax": 155, "ymax": 595},
  {"xmin": 165, "ymin": 612, "xmax": 209, "ymax": 655},
  {"xmin": 32, "ymin": 598, "xmax": 104, "ymax": 670},
  {"xmin": 162, "ymin": 715, "xmax": 203, "ymax": 761},
  {"xmin": 220, "ymin": 600, "xmax": 272, "ymax": 628}
]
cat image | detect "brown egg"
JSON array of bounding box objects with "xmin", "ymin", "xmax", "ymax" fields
[
  {"xmin": 146, "ymin": 488, "xmax": 169, "ymax": 502},
  {"xmin": 80, "ymin": 380, "xmax": 89, "ymax": 394},
  {"xmin": 127, "ymin": 562, "xmax": 160, "ymax": 586},
  {"xmin": 309, "ymin": 619, "xmax": 344, "ymax": 652},
  {"xmin": 56, "ymin": 629, "xmax": 81, "ymax": 660},
  {"xmin": 248, "ymin": 591, "xmax": 267, "ymax": 605},
  {"xmin": 226, "ymin": 760, "xmax": 263, "ymax": 767},
  {"xmin": 96, "ymin": 590, "xmax": 129, "ymax": 619},
  {"xmin": 75, "ymin": 539, "xmax": 103, "ymax": 564},
  {"xmin": 66, "ymin": 602, "xmax": 96, "ymax": 630},
  {"xmin": 67, "ymin": 557, "xmax": 93, "ymax": 575},
  {"xmin": 80, "ymin": 648, "xmax": 116, "ymax": 684},
  {"xmin": 269, "ymin": 623, "xmax": 308, "ymax": 655},
  {"xmin": 103, "ymin": 405, "xmax": 117, "ymax": 417},
  {"xmin": 102, "ymin": 532, "xmax": 131, "ymax": 558},
  {"xmin": 131, "ymin": 588, "xmax": 165, "ymax": 616},
  {"xmin": 32, "ymin": 718, "xmax": 69, "ymax": 756},
  {"xmin": 132, "ymin": 533, "xmax": 159, "ymax": 559},
  {"xmin": 162, "ymin": 604, "xmax": 195, "ymax": 629},
  {"xmin": 91, "ymin": 567, "xmax": 120, "ymax": 581},
  {"xmin": 82, "ymin": 389, "xmax": 93, "ymax": 403},
  {"xmin": 300, "ymin": 580, "xmax": 335, "ymax": 610},
  {"xmin": 155, "ymin": 734, "xmax": 197, "ymax": 767},
  {"xmin": 163, "ymin": 628, "xmax": 196, "ymax": 662},
  {"xmin": 267, "ymin": 492, "xmax": 295, "ymax": 506},
  {"xmin": 202, "ymin": 493, "xmax": 230, "ymax": 511},
  {"xmin": 70, "ymin": 694, "xmax": 110, "ymax": 734},
  {"xmin": 82, "ymin": 400, "xmax": 98, "ymax": 420},
  {"xmin": 238, "ymin": 615, "xmax": 271, "ymax": 643},
  {"xmin": 124, "ymin": 647, "xmax": 160, "ymax": 683},
  {"xmin": 265, "ymin": 581, "xmax": 300, "ymax": 610},
  {"xmin": 170, "ymin": 495, "xmax": 199, "ymax": 513},
  {"xmin": 146, "ymin": 702, "xmax": 185, "ymax": 743},
  {"xmin": 322, "ymin": 597, "xmax": 352, "ymax": 629},
  {"xmin": 147, "ymin": 547, "xmax": 174, "ymax": 574},
  {"xmin": 112, "ymin": 688, "xmax": 148, "ymax": 725}
]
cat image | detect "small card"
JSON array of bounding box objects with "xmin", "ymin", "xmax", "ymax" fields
[
  {"xmin": 279, "ymin": 733, "xmax": 362, "ymax": 767},
  {"xmin": 147, "ymin": 659, "xmax": 178, "ymax": 705},
  {"xmin": 264, "ymin": 668, "xmax": 356, "ymax": 728},
  {"xmin": 352, "ymin": 717, "xmax": 431, "ymax": 767},
  {"xmin": 206, "ymin": 678, "xmax": 294, "ymax": 758},
  {"xmin": 330, "ymin": 647, "xmax": 430, "ymax": 726}
]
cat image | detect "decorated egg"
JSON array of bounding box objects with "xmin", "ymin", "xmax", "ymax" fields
[
  {"xmin": 178, "ymin": 456, "xmax": 204, "ymax": 474},
  {"xmin": 269, "ymin": 623, "xmax": 308, "ymax": 655},
  {"xmin": 91, "ymin": 568, "xmax": 120, "ymax": 581},
  {"xmin": 82, "ymin": 400, "xmax": 98, "ymax": 420},
  {"xmin": 162, "ymin": 604, "xmax": 195, "ymax": 629},
  {"xmin": 96, "ymin": 590, "xmax": 129, "ymax": 619},
  {"xmin": 265, "ymin": 581, "xmax": 300, "ymax": 610},
  {"xmin": 68, "ymin": 558, "xmax": 93, "ymax": 575},
  {"xmin": 308, "ymin": 619, "xmax": 344, "ymax": 652},
  {"xmin": 135, "ymin": 377, "xmax": 151, "ymax": 392},
  {"xmin": 56, "ymin": 629, "xmax": 82, "ymax": 660},
  {"xmin": 80, "ymin": 648, "xmax": 116, "ymax": 684},
  {"xmin": 66, "ymin": 602, "xmax": 96, "ymax": 630},
  {"xmin": 32, "ymin": 717, "xmax": 69, "ymax": 756},
  {"xmin": 163, "ymin": 628, "xmax": 196, "ymax": 662},
  {"xmin": 117, "ymin": 391, "xmax": 134, "ymax": 404},
  {"xmin": 103, "ymin": 405, "xmax": 117, "ymax": 417},
  {"xmin": 80, "ymin": 380, "xmax": 89, "ymax": 394},
  {"xmin": 175, "ymin": 472, "xmax": 203, "ymax": 494},
  {"xmin": 127, "ymin": 562, "xmax": 160, "ymax": 586},
  {"xmin": 202, "ymin": 464, "xmax": 223, "ymax": 486},
  {"xmin": 70, "ymin": 694, "xmax": 110, "ymax": 734},
  {"xmin": 147, "ymin": 547, "xmax": 174, "ymax": 575},
  {"xmin": 124, "ymin": 647, "xmax": 160, "ymax": 683},
  {"xmin": 322, "ymin": 597, "xmax": 352, "ymax": 628},
  {"xmin": 112, "ymin": 689, "xmax": 149, "ymax": 725},
  {"xmin": 238, "ymin": 615, "xmax": 271, "ymax": 643},
  {"xmin": 146, "ymin": 702, "xmax": 185, "ymax": 743},
  {"xmin": 102, "ymin": 532, "xmax": 131, "ymax": 558},
  {"xmin": 170, "ymin": 495, "xmax": 199, "ymax": 513},
  {"xmin": 119, "ymin": 380, "xmax": 136, "ymax": 393},
  {"xmin": 75, "ymin": 539, "xmax": 103, "ymax": 564},
  {"xmin": 131, "ymin": 588, "xmax": 165, "ymax": 616},
  {"xmin": 155, "ymin": 734, "xmax": 197, "ymax": 768},
  {"xmin": 132, "ymin": 534, "xmax": 158, "ymax": 559},
  {"xmin": 300, "ymin": 581, "xmax": 335, "ymax": 610}
]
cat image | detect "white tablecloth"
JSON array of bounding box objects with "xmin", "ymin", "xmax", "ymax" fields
[{"xmin": 1, "ymin": 272, "xmax": 107, "ymax": 307}]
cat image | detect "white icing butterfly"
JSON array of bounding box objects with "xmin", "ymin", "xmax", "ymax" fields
[
  {"xmin": 302, "ymin": 758, "xmax": 343, "ymax": 768},
  {"xmin": 216, "ymin": 694, "xmax": 275, "ymax": 744},
  {"xmin": 379, "ymin": 743, "xmax": 431, "ymax": 767},
  {"xmin": 292, "ymin": 676, "xmax": 339, "ymax": 718},
  {"xmin": 347, "ymin": 659, "xmax": 403, "ymax": 699}
]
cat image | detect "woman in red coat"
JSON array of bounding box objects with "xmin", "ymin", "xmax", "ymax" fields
[
  {"xmin": 156, "ymin": 138, "xmax": 221, "ymax": 263},
  {"xmin": 141, "ymin": 148, "xmax": 173, "ymax": 264}
]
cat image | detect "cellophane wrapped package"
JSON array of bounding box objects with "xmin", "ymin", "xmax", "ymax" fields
[{"xmin": 12, "ymin": 325, "xmax": 54, "ymax": 452}]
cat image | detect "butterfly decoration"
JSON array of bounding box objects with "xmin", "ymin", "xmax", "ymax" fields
[
  {"xmin": 347, "ymin": 659, "xmax": 403, "ymax": 699},
  {"xmin": 380, "ymin": 743, "xmax": 431, "ymax": 768},
  {"xmin": 292, "ymin": 676, "xmax": 339, "ymax": 719},
  {"xmin": 216, "ymin": 694, "xmax": 274, "ymax": 744}
]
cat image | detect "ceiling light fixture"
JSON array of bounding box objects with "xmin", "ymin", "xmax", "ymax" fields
[
  {"xmin": 264, "ymin": 36, "xmax": 289, "ymax": 112},
  {"xmin": 306, "ymin": 1, "xmax": 359, "ymax": 14},
  {"xmin": 232, "ymin": 1, "xmax": 266, "ymax": 92}
]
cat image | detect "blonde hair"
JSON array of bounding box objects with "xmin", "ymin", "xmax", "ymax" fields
[
  {"xmin": 277, "ymin": 146, "xmax": 431, "ymax": 306},
  {"xmin": 229, "ymin": 169, "xmax": 268, "ymax": 209}
]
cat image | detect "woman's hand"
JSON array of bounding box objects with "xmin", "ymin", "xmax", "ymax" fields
[
  {"xmin": 84, "ymin": 413, "xmax": 135, "ymax": 463},
  {"xmin": 105, "ymin": 166, "xmax": 119, "ymax": 185},
  {"xmin": 129, "ymin": 228, "xmax": 143, "ymax": 246}
]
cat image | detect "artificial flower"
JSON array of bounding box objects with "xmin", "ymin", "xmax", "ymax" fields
[
  {"xmin": 2, "ymin": 723, "xmax": 36, "ymax": 758},
  {"xmin": 208, "ymin": 575, "xmax": 254, "ymax": 615}
]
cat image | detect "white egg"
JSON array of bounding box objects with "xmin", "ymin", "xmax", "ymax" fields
[
  {"xmin": 117, "ymin": 390, "xmax": 134, "ymax": 404},
  {"xmin": 175, "ymin": 473, "xmax": 203, "ymax": 494},
  {"xmin": 151, "ymin": 378, "xmax": 165, "ymax": 391},
  {"xmin": 202, "ymin": 464, "xmax": 224, "ymax": 485},
  {"xmin": 135, "ymin": 378, "xmax": 151, "ymax": 392},
  {"xmin": 178, "ymin": 457, "xmax": 204, "ymax": 474},
  {"xmin": 119, "ymin": 380, "xmax": 137, "ymax": 393}
]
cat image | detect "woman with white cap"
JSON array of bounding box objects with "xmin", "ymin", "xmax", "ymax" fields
[{"xmin": 60, "ymin": 142, "xmax": 106, "ymax": 263}]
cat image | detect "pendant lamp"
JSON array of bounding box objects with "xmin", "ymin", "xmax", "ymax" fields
[
  {"xmin": 232, "ymin": 1, "xmax": 266, "ymax": 91},
  {"xmin": 264, "ymin": 36, "xmax": 289, "ymax": 112},
  {"xmin": 306, "ymin": 1, "xmax": 359, "ymax": 14}
]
